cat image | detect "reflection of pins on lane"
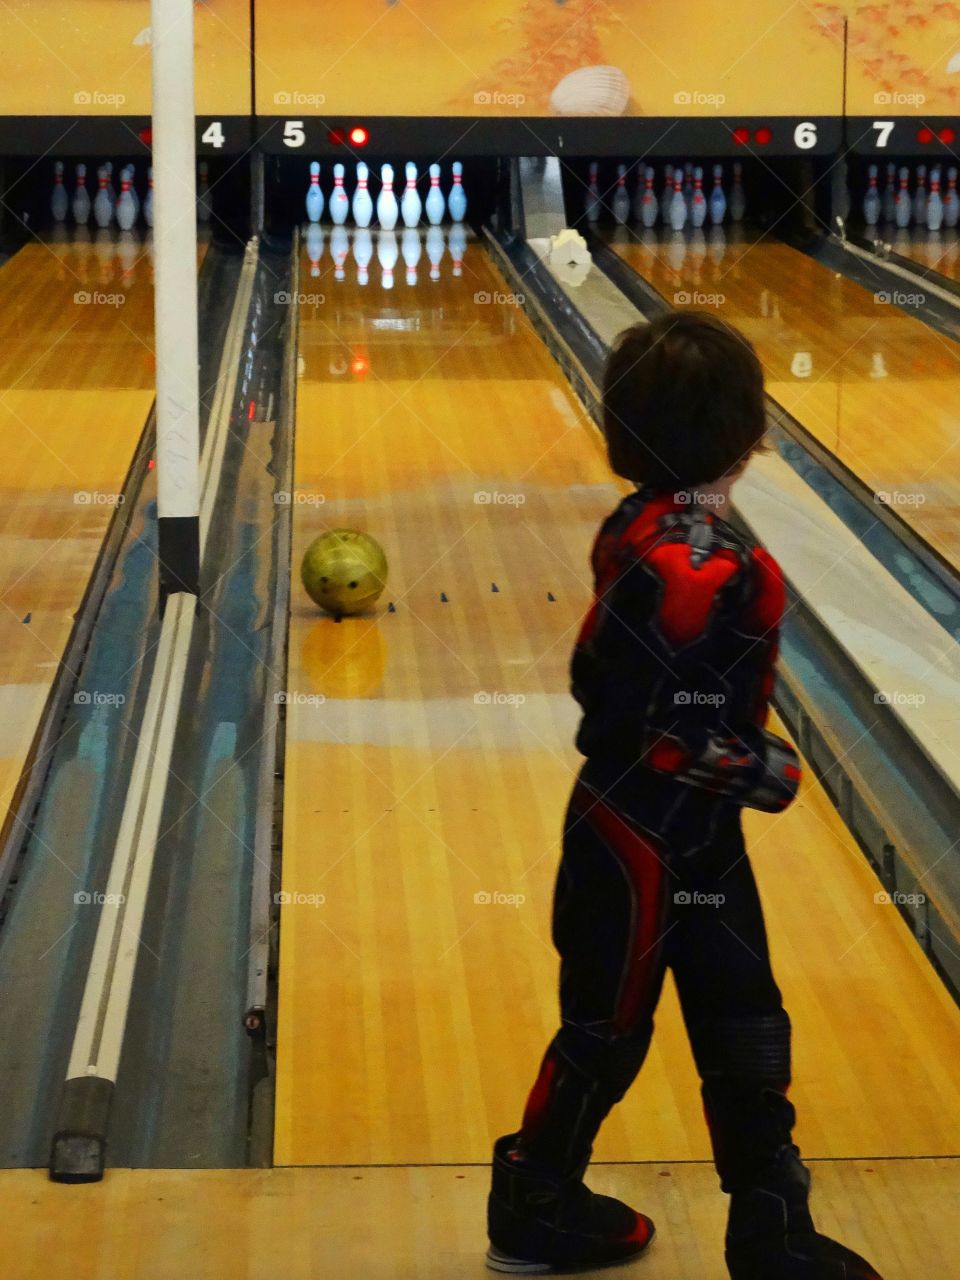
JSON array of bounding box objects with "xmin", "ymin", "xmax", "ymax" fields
[
  {"xmin": 448, "ymin": 161, "xmax": 467, "ymax": 224},
  {"xmin": 401, "ymin": 163, "xmax": 422, "ymax": 228},
  {"xmin": 93, "ymin": 167, "xmax": 114, "ymax": 228},
  {"xmin": 73, "ymin": 164, "xmax": 91, "ymax": 225},
  {"xmin": 306, "ymin": 224, "xmax": 324, "ymax": 277},
  {"xmin": 144, "ymin": 167, "xmax": 154, "ymax": 228},
  {"xmin": 863, "ymin": 163, "xmax": 880, "ymax": 227},
  {"xmin": 669, "ymin": 167, "xmax": 686, "ymax": 231},
  {"xmin": 353, "ymin": 228, "xmax": 373, "ymax": 285},
  {"xmin": 401, "ymin": 228, "xmax": 421, "ymax": 284},
  {"xmin": 708, "ymin": 223, "xmax": 727, "ymax": 265},
  {"xmin": 585, "ymin": 161, "xmax": 601, "ymax": 224},
  {"xmin": 730, "ymin": 162, "xmax": 745, "ymax": 223},
  {"xmin": 425, "ymin": 164, "xmax": 445, "ymax": 226},
  {"xmin": 117, "ymin": 172, "xmax": 137, "ymax": 231},
  {"xmin": 353, "ymin": 162, "xmax": 373, "ymax": 228},
  {"xmin": 330, "ymin": 164, "xmax": 350, "ymax": 226},
  {"xmin": 426, "ymin": 225, "xmax": 445, "ymax": 280},
  {"xmin": 927, "ymin": 166, "xmax": 944, "ymax": 232},
  {"xmin": 709, "ymin": 164, "xmax": 726, "ymax": 226},
  {"xmin": 612, "ymin": 164, "xmax": 630, "ymax": 225},
  {"xmin": 449, "ymin": 223, "xmax": 466, "ymax": 276},
  {"xmin": 306, "ymin": 161, "xmax": 324, "ymax": 223},
  {"xmin": 913, "ymin": 165, "xmax": 927, "ymax": 226},
  {"xmin": 117, "ymin": 230, "xmax": 138, "ymax": 285},
  {"xmin": 52, "ymin": 161, "xmax": 69, "ymax": 222},
  {"xmin": 690, "ymin": 166, "xmax": 707, "ymax": 229},
  {"xmin": 882, "ymin": 162, "xmax": 897, "ymax": 224},
  {"xmin": 666, "ymin": 229, "xmax": 687, "ymax": 270},
  {"xmin": 94, "ymin": 227, "xmax": 115, "ymax": 283},
  {"xmin": 945, "ymin": 167, "xmax": 959, "ymax": 229},
  {"xmin": 895, "ymin": 167, "xmax": 911, "ymax": 229},
  {"xmin": 377, "ymin": 164, "xmax": 399, "ymax": 230},
  {"xmin": 377, "ymin": 230, "xmax": 399, "ymax": 288},
  {"xmin": 639, "ymin": 167, "xmax": 658, "ymax": 229},
  {"xmin": 330, "ymin": 226, "xmax": 349, "ymax": 281}
]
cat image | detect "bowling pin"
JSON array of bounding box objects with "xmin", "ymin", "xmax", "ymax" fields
[
  {"xmin": 895, "ymin": 167, "xmax": 911, "ymax": 229},
  {"xmin": 639, "ymin": 167, "xmax": 658, "ymax": 229},
  {"xmin": 927, "ymin": 166, "xmax": 944, "ymax": 232},
  {"xmin": 401, "ymin": 227, "xmax": 421, "ymax": 284},
  {"xmin": 330, "ymin": 225, "xmax": 349, "ymax": 281},
  {"xmin": 198, "ymin": 161, "xmax": 212, "ymax": 224},
  {"xmin": 329, "ymin": 163, "xmax": 350, "ymax": 226},
  {"xmin": 424, "ymin": 163, "xmax": 445, "ymax": 226},
  {"xmin": 585, "ymin": 161, "xmax": 601, "ymax": 224},
  {"xmin": 377, "ymin": 230, "xmax": 399, "ymax": 288},
  {"xmin": 612, "ymin": 163, "xmax": 630, "ymax": 225},
  {"xmin": 93, "ymin": 167, "xmax": 114, "ymax": 228},
  {"xmin": 944, "ymin": 167, "xmax": 959, "ymax": 229},
  {"xmin": 72, "ymin": 164, "xmax": 91, "ymax": 225},
  {"xmin": 377, "ymin": 163, "xmax": 399, "ymax": 230},
  {"xmin": 730, "ymin": 162, "xmax": 746, "ymax": 223},
  {"xmin": 668, "ymin": 167, "xmax": 687, "ymax": 231},
  {"xmin": 426, "ymin": 225, "xmax": 445, "ymax": 280},
  {"xmin": 305, "ymin": 223, "xmax": 324, "ymax": 277},
  {"xmin": 913, "ymin": 165, "xmax": 927, "ymax": 226},
  {"xmin": 448, "ymin": 161, "xmax": 467, "ymax": 224},
  {"xmin": 104, "ymin": 161, "xmax": 116, "ymax": 205},
  {"xmin": 862, "ymin": 164, "xmax": 880, "ymax": 227},
  {"xmin": 126, "ymin": 165, "xmax": 141, "ymax": 220},
  {"xmin": 882, "ymin": 162, "xmax": 897, "ymax": 224},
  {"xmin": 353, "ymin": 162, "xmax": 373, "ymax": 228},
  {"xmin": 144, "ymin": 167, "xmax": 154, "ymax": 228},
  {"xmin": 306, "ymin": 161, "xmax": 324, "ymax": 223},
  {"xmin": 116, "ymin": 172, "xmax": 137, "ymax": 231},
  {"xmin": 401, "ymin": 162, "xmax": 422, "ymax": 228},
  {"xmin": 51, "ymin": 161, "xmax": 69, "ymax": 222},
  {"xmin": 661, "ymin": 164, "xmax": 673, "ymax": 210},
  {"xmin": 683, "ymin": 162, "xmax": 694, "ymax": 217},
  {"xmin": 353, "ymin": 227, "xmax": 373, "ymax": 284},
  {"xmin": 690, "ymin": 166, "xmax": 707, "ymax": 229},
  {"xmin": 708, "ymin": 164, "xmax": 726, "ymax": 226},
  {"xmin": 449, "ymin": 223, "xmax": 466, "ymax": 276}
]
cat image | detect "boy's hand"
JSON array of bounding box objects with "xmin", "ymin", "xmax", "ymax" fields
[{"xmin": 649, "ymin": 729, "xmax": 802, "ymax": 813}]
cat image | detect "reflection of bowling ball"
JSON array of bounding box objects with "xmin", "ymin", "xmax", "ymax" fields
[
  {"xmin": 301, "ymin": 529, "xmax": 388, "ymax": 618},
  {"xmin": 301, "ymin": 616, "xmax": 386, "ymax": 699}
]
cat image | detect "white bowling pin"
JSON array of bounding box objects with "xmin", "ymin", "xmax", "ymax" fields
[
  {"xmin": 306, "ymin": 161, "xmax": 324, "ymax": 223},
  {"xmin": 708, "ymin": 164, "xmax": 726, "ymax": 226},
  {"xmin": 639, "ymin": 167, "xmax": 658, "ymax": 229},
  {"xmin": 585, "ymin": 162, "xmax": 601, "ymax": 224},
  {"xmin": 913, "ymin": 165, "xmax": 927, "ymax": 226},
  {"xmin": 144, "ymin": 167, "xmax": 154, "ymax": 228},
  {"xmin": 51, "ymin": 161, "xmax": 69, "ymax": 222},
  {"xmin": 330, "ymin": 164, "xmax": 350, "ymax": 226},
  {"xmin": 401, "ymin": 227, "xmax": 421, "ymax": 284},
  {"xmin": 863, "ymin": 164, "xmax": 881, "ymax": 227},
  {"xmin": 305, "ymin": 223, "xmax": 324, "ymax": 277},
  {"xmin": 730, "ymin": 162, "xmax": 746, "ymax": 223},
  {"xmin": 944, "ymin": 167, "xmax": 959, "ymax": 229},
  {"xmin": 72, "ymin": 164, "xmax": 91, "ymax": 225},
  {"xmin": 377, "ymin": 229, "xmax": 399, "ymax": 288},
  {"xmin": 894, "ymin": 167, "xmax": 911, "ymax": 229},
  {"xmin": 449, "ymin": 223, "xmax": 466, "ymax": 276},
  {"xmin": 927, "ymin": 166, "xmax": 944, "ymax": 232},
  {"xmin": 612, "ymin": 164, "xmax": 630, "ymax": 225},
  {"xmin": 330, "ymin": 226, "xmax": 349, "ymax": 281},
  {"xmin": 882, "ymin": 163, "xmax": 897, "ymax": 223},
  {"xmin": 93, "ymin": 167, "xmax": 114, "ymax": 228},
  {"xmin": 690, "ymin": 166, "xmax": 707, "ymax": 228},
  {"xmin": 377, "ymin": 164, "xmax": 399, "ymax": 230},
  {"xmin": 426, "ymin": 225, "xmax": 445, "ymax": 280},
  {"xmin": 401, "ymin": 163, "xmax": 422, "ymax": 228},
  {"xmin": 353, "ymin": 227, "xmax": 373, "ymax": 284},
  {"xmin": 116, "ymin": 172, "xmax": 137, "ymax": 231},
  {"xmin": 448, "ymin": 161, "xmax": 467, "ymax": 224},
  {"xmin": 668, "ymin": 167, "xmax": 687, "ymax": 231},
  {"xmin": 683, "ymin": 162, "xmax": 694, "ymax": 216},
  {"xmin": 353, "ymin": 162, "xmax": 373, "ymax": 228},
  {"xmin": 425, "ymin": 164, "xmax": 445, "ymax": 226}
]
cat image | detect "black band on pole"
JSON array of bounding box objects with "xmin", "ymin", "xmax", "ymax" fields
[
  {"xmin": 49, "ymin": 1076, "xmax": 115, "ymax": 1183},
  {"xmin": 158, "ymin": 514, "xmax": 201, "ymax": 600}
]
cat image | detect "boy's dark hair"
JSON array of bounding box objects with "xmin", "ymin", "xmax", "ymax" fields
[{"xmin": 602, "ymin": 311, "xmax": 767, "ymax": 489}]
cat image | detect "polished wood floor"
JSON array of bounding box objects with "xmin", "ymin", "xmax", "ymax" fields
[
  {"xmin": 886, "ymin": 226, "xmax": 960, "ymax": 280},
  {"xmin": 608, "ymin": 228, "xmax": 960, "ymax": 570},
  {"xmin": 276, "ymin": 235, "xmax": 960, "ymax": 1195},
  {"xmin": 3, "ymin": 1158, "xmax": 958, "ymax": 1279},
  {"xmin": 0, "ymin": 231, "xmax": 162, "ymax": 851}
]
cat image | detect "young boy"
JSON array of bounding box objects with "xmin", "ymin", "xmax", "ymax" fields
[{"xmin": 486, "ymin": 313, "xmax": 883, "ymax": 1279}]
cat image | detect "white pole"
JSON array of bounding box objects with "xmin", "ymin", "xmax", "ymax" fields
[{"xmin": 151, "ymin": 0, "xmax": 201, "ymax": 597}]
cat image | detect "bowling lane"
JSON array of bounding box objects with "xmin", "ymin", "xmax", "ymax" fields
[
  {"xmin": 886, "ymin": 226, "xmax": 960, "ymax": 282},
  {"xmin": 607, "ymin": 229, "xmax": 960, "ymax": 570},
  {"xmin": 276, "ymin": 230, "xmax": 960, "ymax": 1168},
  {"xmin": 0, "ymin": 231, "xmax": 182, "ymax": 849}
]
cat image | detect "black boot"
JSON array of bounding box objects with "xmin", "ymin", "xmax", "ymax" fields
[{"xmin": 486, "ymin": 1133, "xmax": 655, "ymax": 1274}]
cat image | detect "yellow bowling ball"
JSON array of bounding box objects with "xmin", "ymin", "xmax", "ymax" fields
[{"xmin": 300, "ymin": 529, "xmax": 389, "ymax": 618}]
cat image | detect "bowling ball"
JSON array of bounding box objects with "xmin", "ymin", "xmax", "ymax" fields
[{"xmin": 300, "ymin": 529, "xmax": 388, "ymax": 618}]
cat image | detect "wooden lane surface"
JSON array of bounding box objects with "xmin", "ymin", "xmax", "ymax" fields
[
  {"xmin": 276, "ymin": 233, "xmax": 960, "ymax": 1170},
  {"xmin": 1, "ymin": 1159, "xmax": 957, "ymax": 1279},
  {"xmin": 0, "ymin": 232, "xmax": 196, "ymax": 857},
  {"xmin": 608, "ymin": 229, "xmax": 960, "ymax": 570}
]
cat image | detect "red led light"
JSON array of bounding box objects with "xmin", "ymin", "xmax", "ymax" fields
[
  {"xmin": 917, "ymin": 127, "xmax": 934, "ymax": 144},
  {"xmin": 327, "ymin": 128, "xmax": 346, "ymax": 145},
  {"xmin": 754, "ymin": 126, "xmax": 772, "ymax": 145},
  {"xmin": 350, "ymin": 126, "xmax": 370, "ymax": 146},
  {"xmin": 939, "ymin": 127, "xmax": 957, "ymax": 144},
  {"xmin": 732, "ymin": 127, "xmax": 750, "ymax": 146},
  {"xmin": 138, "ymin": 127, "xmax": 153, "ymax": 146}
]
